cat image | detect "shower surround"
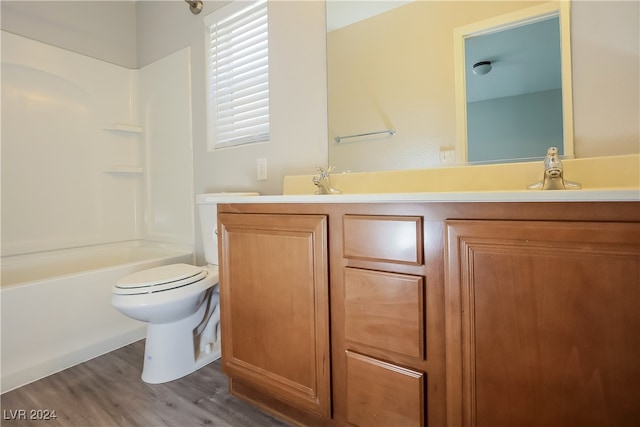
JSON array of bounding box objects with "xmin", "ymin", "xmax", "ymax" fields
[{"xmin": 1, "ymin": 31, "xmax": 195, "ymax": 392}]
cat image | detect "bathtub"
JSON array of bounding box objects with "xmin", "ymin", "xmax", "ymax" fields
[{"xmin": 0, "ymin": 240, "xmax": 194, "ymax": 393}]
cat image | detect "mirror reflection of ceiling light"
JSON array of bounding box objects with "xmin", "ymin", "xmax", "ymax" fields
[{"xmin": 472, "ymin": 61, "xmax": 492, "ymax": 75}]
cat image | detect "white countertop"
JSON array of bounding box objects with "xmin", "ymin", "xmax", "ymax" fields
[{"xmin": 198, "ymin": 189, "xmax": 640, "ymax": 204}]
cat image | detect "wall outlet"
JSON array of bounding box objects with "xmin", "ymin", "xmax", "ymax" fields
[
  {"xmin": 256, "ymin": 158, "xmax": 267, "ymax": 181},
  {"xmin": 439, "ymin": 150, "xmax": 456, "ymax": 165}
]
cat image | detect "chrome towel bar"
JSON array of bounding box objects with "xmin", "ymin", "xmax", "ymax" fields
[{"xmin": 335, "ymin": 128, "xmax": 396, "ymax": 143}]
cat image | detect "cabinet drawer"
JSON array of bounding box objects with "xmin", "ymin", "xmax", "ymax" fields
[
  {"xmin": 345, "ymin": 268, "xmax": 424, "ymax": 359},
  {"xmin": 343, "ymin": 215, "xmax": 423, "ymax": 265},
  {"xmin": 346, "ymin": 351, "xmax": 424, "ymax": 427}
]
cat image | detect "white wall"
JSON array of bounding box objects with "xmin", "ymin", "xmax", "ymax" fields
[
  {"xmin": 135, "ymin": 0, "xmax": 328, "ymax": 262},
  {"xmin": 135, "ymin": 0, "xmax": 328, "ymax": 198},
  {"xmin": 138, "ymin": 48, "xmax": 195, "ymax": 247},
  {"xmin": 1, "ymin": 0, "xmax": 328, "ymax": 262},
  {"xmin": 1, "ymin": 31, "xmax": 142, "ymax": 255},
  {"xmin": 0, "ymin": 0, "xmax": 137, "ymax": 68},
  {"xmin": 571, "ymin": 0, "xmax": 640, "ymax": 158},
  {"xmin": 1, "ymin": 30, "xmax": 194, "ymax": 256}
]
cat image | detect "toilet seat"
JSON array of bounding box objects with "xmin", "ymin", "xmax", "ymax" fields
[{"xmin": 114, "ymin": 263, "xmax": 208, "ymax": 295}]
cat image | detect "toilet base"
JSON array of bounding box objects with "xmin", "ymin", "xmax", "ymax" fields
[{"xmin": 140, "ymin": 302, "xmax": 221, "ymax": 384}]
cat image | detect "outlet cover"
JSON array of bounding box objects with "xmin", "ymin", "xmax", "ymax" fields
[
  {"xmin": 439, "ymin": 150, "xmax": 456, "ymax": 165},
  {"xmin": 256, "ymin": 158, "xmax": 267, "ymax": 180}
]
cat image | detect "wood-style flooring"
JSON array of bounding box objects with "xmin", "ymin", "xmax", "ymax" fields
[{"xmin": 0, "ymin": 340, "xmax": 290, "ymax": 427}]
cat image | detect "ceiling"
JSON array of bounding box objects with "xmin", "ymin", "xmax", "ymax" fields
[
  {"xmin": 326, "ymin": 0, "xmax": 412, "ymax": 32},
  {"xmin": 465, "ymin": 16, "xmax": 562, "ymax": 103}
]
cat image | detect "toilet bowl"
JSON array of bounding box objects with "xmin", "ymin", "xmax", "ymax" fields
[
  {"xmin": 112, "ymin": 263, "xmax": 220, "ymax": 383},
  {"xmin": 111, "ymin": 192, "xmax": 258, "ymax": 384}
]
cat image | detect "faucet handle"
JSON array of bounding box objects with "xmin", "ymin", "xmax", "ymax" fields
[
  {"xmin": 315, "ymin": 166, "xmax": 335, "ymax": 178},
  {"xmin": 316, "ymin": 165, "xmax": 335, "ymax": 172},
  {"xmin": 312, "ymin": 166, "xmax": 342, "ymax": 195}
]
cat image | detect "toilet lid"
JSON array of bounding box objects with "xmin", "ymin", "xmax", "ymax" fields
[{"xmin": 115, "ymin": 263, "xmax": 207, "ymax": 293}]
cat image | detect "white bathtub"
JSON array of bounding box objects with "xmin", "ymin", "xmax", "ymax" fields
[{"xmin": 0, "ymin": 240, "xmax": 194, "ymax": 393}]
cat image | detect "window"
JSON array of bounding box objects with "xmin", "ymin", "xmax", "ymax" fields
[{"xmin": 205, "ymin": 0, "xmax": 270, "ymax": 150}]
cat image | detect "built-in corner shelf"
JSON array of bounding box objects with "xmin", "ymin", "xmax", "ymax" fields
[
  {"xmin": 103, "ymin": 123, "xmax": 143, "ymax": 134},
  {"xmin": 104, "ymin": 166, "xmax": 144, "ymax": 175},
  {"xmin": 102, "ymin": 124, "xmax": 143, "ymax": 174}
]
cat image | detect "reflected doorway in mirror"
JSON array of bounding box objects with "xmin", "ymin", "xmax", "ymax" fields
[{"xmin": 454, "ymin": 1, "xmax": 574, "ymax": 164}]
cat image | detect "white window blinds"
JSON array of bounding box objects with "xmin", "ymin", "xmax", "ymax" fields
[{"xmin": 205, "ymin": 0, "xmax": 270, "ymax": 149}]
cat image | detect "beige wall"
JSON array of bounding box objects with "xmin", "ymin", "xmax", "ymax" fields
[
  {"xmin": 328, "ymin": 1, "xmax": 544, "ymax": 172},
  {"xmin": 328, "ymin": 0, "xmax": 640, "ymax": 172}
]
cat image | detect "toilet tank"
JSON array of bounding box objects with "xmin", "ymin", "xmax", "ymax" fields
[{"xmin": 196, "ymin": 193, "xmax": 259, "ymax": 265}]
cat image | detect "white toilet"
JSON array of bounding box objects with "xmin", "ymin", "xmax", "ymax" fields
[{"xmin": 111, "ymin": 192, "xmax": 257, "ymax": 384}]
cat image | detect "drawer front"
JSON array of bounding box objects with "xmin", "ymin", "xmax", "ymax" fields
[
  {"xmin": 343, "ymin": 215, "xmax": 423, "ymax": 265},
  {"xmin": 345, "ymin": 268, "xmax": 425, "ymax": 359},
  {"xmin": 346, "ymin": 351, "xmax": 425, "ymax": 427}
]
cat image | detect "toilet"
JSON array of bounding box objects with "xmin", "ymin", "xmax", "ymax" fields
[{"xmin": 111, "ymin": 192, "xmax": 258, "ymax": 384}]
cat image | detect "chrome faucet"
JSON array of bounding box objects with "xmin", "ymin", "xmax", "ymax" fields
[
  {"xmin": 312, "ymin": 166, "xmax": 342, "ymax": 195},
  {"xmin": 528, "ymin": 147, "xmax": 581, "ymax": 190}
]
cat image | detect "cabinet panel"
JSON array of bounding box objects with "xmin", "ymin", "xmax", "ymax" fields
[
  {"xmin": 445, "ymin": 220, "xmax": 640, "ymax": 427},
  {"xmin": 343, "ymin": 215, "xmax": 422, "ymax": 265},
  {"xmin": 344, "ymin": 267, "xmax": 424, "ymax": 359},
  {"xmin": 346, "ymin": 351, "xmax": 424, "ymax": 427},
  {"xmin": 219, "ymin": 213, "xmax": 331, "ymax": 417}
]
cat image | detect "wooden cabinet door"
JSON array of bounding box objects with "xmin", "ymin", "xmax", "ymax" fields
[
  {"xmin": 445, "ymin": 220, "xmax": 640, "ymax": 427},
  {"xmin": 218, "ymin": 213, "xmax": 331, "ymax": 417}
]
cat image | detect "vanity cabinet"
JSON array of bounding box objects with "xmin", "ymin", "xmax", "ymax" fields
[
  {"xmin": 217, "ymin": 201, "xmax": 639, "ymax": 427},
  {"xmin": 217, "ymin": 213, "xmax": 331, "ymax": 419}
]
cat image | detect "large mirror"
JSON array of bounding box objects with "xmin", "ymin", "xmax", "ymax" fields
[{"xmin": 326, "ymin": 0, "xmax": 572, "ymax": 172}]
